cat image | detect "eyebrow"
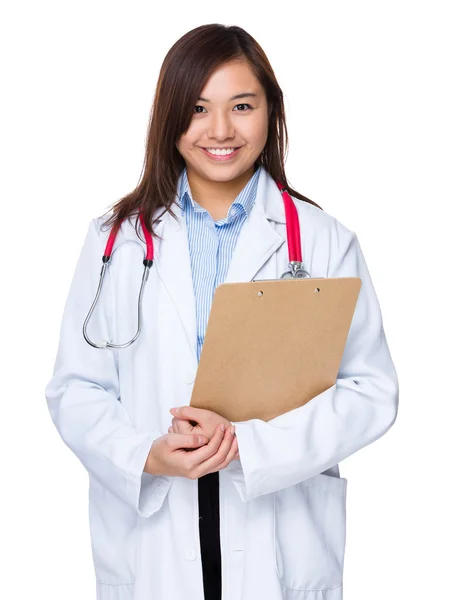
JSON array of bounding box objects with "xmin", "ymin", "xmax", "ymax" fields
[{"xmin": 197, "ymin": 92, "xmax": 258, "ymax": 102}]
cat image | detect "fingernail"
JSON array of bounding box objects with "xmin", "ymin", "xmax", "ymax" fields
[
  {"xmin": 230, "ymin": 425, "xmax": 235, "ymax": 435},
  {"xmin": 198, "ymin": 436, "xmax": 204, "ymax": 444},
  {"xmin": 220, "ymin": 423, "xmax": 225, "ymax": 432}
]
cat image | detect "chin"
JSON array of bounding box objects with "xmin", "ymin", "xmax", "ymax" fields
[{"xmin": 197, "ymin": 164, "xmax": 244, "ymax": 179}]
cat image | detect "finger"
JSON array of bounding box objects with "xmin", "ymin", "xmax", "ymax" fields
[
  {"xmin": 168, "ymin": 426, "xmax": 173, "ymax": 433},
  {"xmin": 184, "ymin": 423, "xmax": 226, "ymax": 469},
  {"xmin": 190, "ymin": 425, "xmax": 235, "ymax": 478},
  {"xmin": 172, "ymin": 417, "xmax": 194, "ymax": 435},
  {"xmin": 173, "ymin": 415, "xmax": 212, "ymax": 440},
  {"xmin": 197, "ymin": 425, "xmax": 236, "ymax": 476},
  {"xmin": 215, "ymin": 436, "xmax": 238, "ymax": 471},
  {"xmin": 217, "ymin": 430, "xmax": 237, "ymax": 468},
  {"xmin": 169, "ymin": 405, "xmax": 207, "ymax": 424},
  {"xmin": 167, "ymin": 432, "xmax": 208, "ymax": 450}
]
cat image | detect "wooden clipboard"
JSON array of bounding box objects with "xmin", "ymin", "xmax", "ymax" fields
[{"xmin": 189, "ymin": 277, "xmax": 362, "ymax": 422}]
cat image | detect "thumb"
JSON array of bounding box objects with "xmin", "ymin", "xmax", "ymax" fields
[{"xmin": 170, "ymin": 405, "xmax": 202, "ymax": 422}]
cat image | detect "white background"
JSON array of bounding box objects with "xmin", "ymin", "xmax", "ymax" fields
[{"xmin": 1, "ymin": 1, "xmax": 453, "ymax": 598}]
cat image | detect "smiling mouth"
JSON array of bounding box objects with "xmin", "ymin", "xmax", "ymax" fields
[
  {"xmin": 200, "ymin": 146, "xmax": 241, "ymax": 150},
  {"xmin": 199, "ymin": 146, "xmax": 243, "ymax": 160}
]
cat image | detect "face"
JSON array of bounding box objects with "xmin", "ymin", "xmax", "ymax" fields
[{"xmin": 176, "ymin": 60, "xmax": 269, "ymax": 183}]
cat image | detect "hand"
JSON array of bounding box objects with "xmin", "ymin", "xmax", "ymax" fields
[
  {"xmin": 168, "ymin": 406, "xmax": 240, "ymax": 461},
  {"xmin": 144, "ymin": 425, "xmax": 238, "ymax": 478}
]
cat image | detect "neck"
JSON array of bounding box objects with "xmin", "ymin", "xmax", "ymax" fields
[{"xmin": 186, "ymin": 165, "xmax": 257, "ymax": 214}]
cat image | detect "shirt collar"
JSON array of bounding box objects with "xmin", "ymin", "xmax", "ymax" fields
[{"xmin": 178, "ymin": 164, "xmax": 263, "ymax": 222}]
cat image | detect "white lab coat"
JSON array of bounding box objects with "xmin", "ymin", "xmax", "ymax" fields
[{"xmin": 45, "ymin": 166, "xmax": 399, "ymax": 600}]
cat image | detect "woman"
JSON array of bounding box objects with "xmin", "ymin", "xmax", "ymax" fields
[{"xmin": 45, "ymin": 23, "xmax": 399, "ymax": 600}]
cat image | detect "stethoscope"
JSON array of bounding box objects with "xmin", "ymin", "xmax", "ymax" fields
[{"xmin": 83, "ymin": 179, "xmax": 311, "ymax": 350}]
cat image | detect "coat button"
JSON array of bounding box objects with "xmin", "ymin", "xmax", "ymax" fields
[
  {"xmin": 184, "ymin": 547, "xmax": 197, "ymax": 561},
  {"xmin": 185, "ymin": 371, "xmax": 196, "ymax": 384}
]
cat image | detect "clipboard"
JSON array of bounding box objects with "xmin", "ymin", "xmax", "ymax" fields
[{"xmin": 189, "ymin": 277, "xmax": 362, "ymax": 422}]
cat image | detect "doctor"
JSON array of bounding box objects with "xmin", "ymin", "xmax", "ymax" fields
[{"xmin": 45, "ymin": 23, "xmax": 399, "ymax": 600}]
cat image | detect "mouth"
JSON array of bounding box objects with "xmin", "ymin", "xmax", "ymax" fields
[{"xmin": 199, "ymin": 146, "xmax": 242, "ymax": 162}]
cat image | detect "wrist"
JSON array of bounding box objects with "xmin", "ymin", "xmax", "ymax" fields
[{"xmin": 144, "ymin": 446, "xmax": 157, "ymax": 475}]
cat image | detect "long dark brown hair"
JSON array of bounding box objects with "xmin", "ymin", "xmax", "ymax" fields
[{"xmin": 100, "ymin": 23, "xmax": 322, "ymax": 242}]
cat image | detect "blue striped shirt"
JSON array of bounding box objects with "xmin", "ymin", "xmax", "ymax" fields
[{"xmin": 177, "ymin": 165, "xmax": 262, "ymax": 362}]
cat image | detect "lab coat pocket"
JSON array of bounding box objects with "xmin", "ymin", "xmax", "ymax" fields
[
  {"xmin": 274, "ymin": 473, "xmax": 347, "ymax": 594},
  {"xmin": 88, "ymin": 478, "xmax": 139, "ymax": 585}
]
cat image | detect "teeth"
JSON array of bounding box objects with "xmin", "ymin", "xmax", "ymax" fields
[{"xmin": 205, "ymin": 148, "xmax": 236, "ymax": 156}]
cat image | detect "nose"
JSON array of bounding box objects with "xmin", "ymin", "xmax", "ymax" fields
[{"xmin": 207, "ymin": 109, "xmax": 235, "ymax": 141}]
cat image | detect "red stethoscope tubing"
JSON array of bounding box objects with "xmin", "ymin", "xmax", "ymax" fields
[
  {"xmin": 276, "ymin": 181, "xmax": 302, "ymax": 263},
  {"xmin": 102, "ymin": 180, "xmax": 302, "ymax": 265}
]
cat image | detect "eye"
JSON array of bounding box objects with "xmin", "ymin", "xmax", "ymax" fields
[
  {"xmin": 193, "ymin": 103, "xmax": 253, "ymax": 114},
  {"xmin": 233, "ymin": 103, "xmax": 252, "ymax": 111}
]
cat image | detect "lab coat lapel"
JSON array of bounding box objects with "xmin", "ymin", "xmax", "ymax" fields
[
  {"xmin": 152, "ymin": 209, "xmax": 198, "ymax": 364},
  {"xmin": 115, "ymin": 202, "xmax": 198, "ymax": 365},
  {"xmin": 223, "ymin": 166, "xmax": 286, "ymax": 284}
]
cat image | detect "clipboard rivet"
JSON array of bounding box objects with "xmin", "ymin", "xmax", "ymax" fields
[
  {"xmin": 257, "ymin": 291, "xmax": 263, "ymax": 296},
  {"xmin": 314, "ymin": 288, "xmax": 320, "ymax": 293}
]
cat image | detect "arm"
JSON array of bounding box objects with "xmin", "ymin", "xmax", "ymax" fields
[
  {"xmin": 226, "ymin": 227, "xmax": 399, "ymax": 502},
  {"xmin": 44, "ymin": 218, "xmax": 171, "ymax": 518}
]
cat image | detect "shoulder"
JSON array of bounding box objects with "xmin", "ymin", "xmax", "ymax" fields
[
  {"xmin": 290, "ymin": 193, "xmax": 357, "ymax": 254},
  {"xmin": 91, "ymin": 210, "xmax": 143, "ymax": 247},
  {"xmin": 84, "ymin": 212, "xmax": 113, "ymax": 248}
]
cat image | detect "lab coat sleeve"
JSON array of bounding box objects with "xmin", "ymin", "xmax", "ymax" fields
[
  {"xmin": 45, "ymin": 218, "xmax": 171, "ymax": 518},
  {"xmin": 226, "ymin": 226, "xmax": 399, "ymax": 502}
]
